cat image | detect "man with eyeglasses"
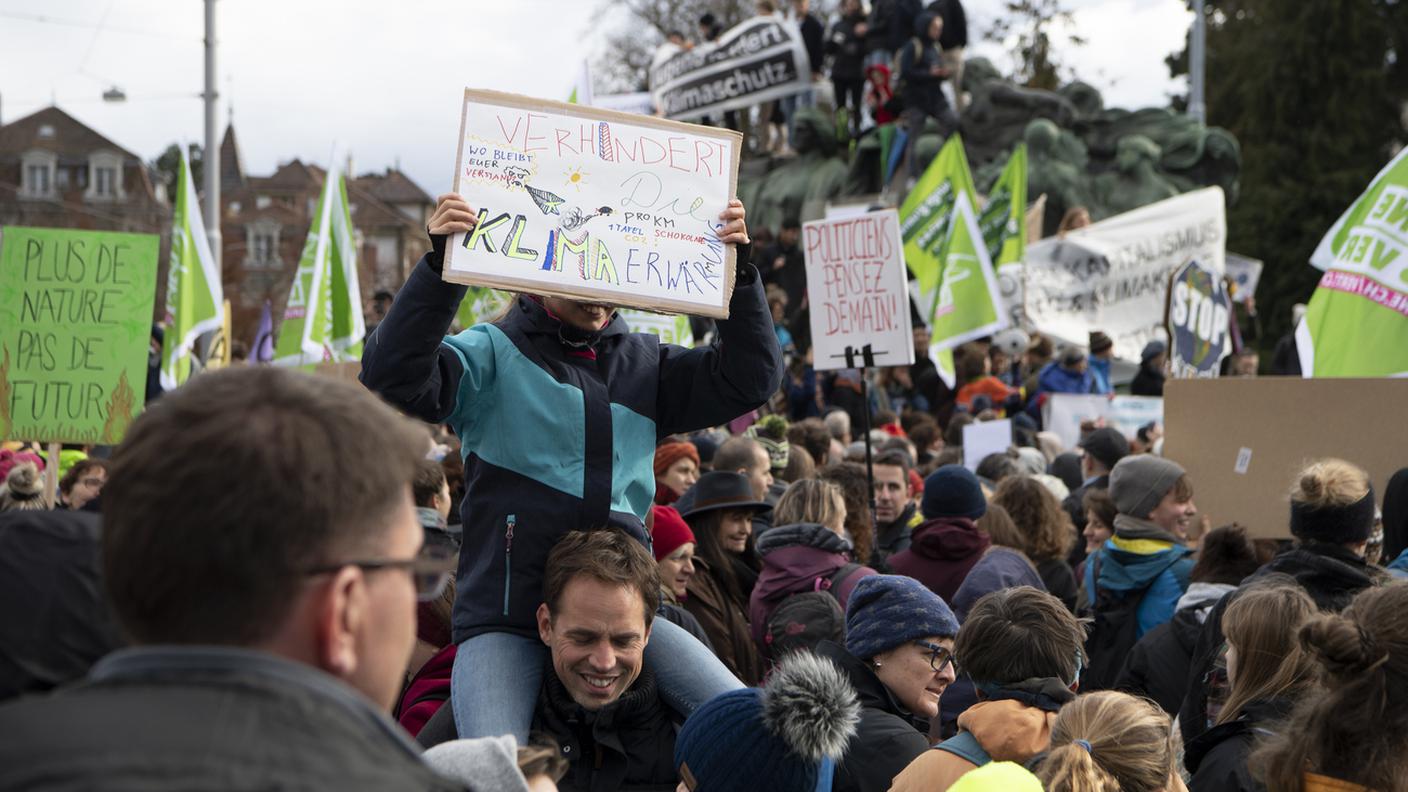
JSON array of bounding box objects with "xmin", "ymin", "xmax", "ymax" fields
[{"xmin": 0, "ymin": 367, "xmax": 463, "ymax": 791}]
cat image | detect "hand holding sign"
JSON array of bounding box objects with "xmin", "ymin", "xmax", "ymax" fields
[{"xmin": 429, "ymin": 194, "xmax": 480, "ymax": 237}]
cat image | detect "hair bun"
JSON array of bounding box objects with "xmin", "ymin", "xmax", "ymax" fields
[
  {"xmin": 1301, "ymin": 614, "xmax": 1380, "ymax": 677},
  {"xmin": 1299, "ymin": 471, "xmax": 1325, "ymax": 502}
]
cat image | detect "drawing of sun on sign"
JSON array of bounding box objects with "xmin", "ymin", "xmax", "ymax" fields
[{"xmin": 444, "ymin": 89, "xmax": 742, "ymax": 318}]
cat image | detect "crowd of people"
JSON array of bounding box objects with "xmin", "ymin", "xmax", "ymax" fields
[
  {"xmin": 2, "ymin": 187, "xmax": 1407, "ymax": 792},
  {"xmin": 658, "ymin": 0, "xmax": 968, "ymax": 170}
]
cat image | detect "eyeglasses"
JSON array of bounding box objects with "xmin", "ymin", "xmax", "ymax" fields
[
  {"xmin": 914, "ymin": 640, "xmax": 956, "ymax": 673},
  {"xmin": 305, "ymin": 547, "xmax": 457, "ymax": 601}
]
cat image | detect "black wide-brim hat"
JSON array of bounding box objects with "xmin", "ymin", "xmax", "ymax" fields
[{"xmin": 676, "ymin": 471, "xmax": 772, "ymax": 520}]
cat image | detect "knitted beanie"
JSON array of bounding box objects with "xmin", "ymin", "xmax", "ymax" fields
[
  {"xmin": 1088, "ymin": 331, "xmax": 1114, "ymax": 356},
  {"xmin": 1109, "ymin": 455, "xmax": 1186, "ymax": 520},
  {"xmin": 675, "ymin": 652, "xmax": 859, "ymax": 792},
  {"xmin": 921, "ymin": 465, "xmax": 987, "ymax": 521},
  {"xmin": 650, "ymin": 505, "xmax": 695, "ymax": 561},
  {"xmin": 654, "ymin": 441, "xmax": 700, "ymax": 477},
  {"xmin": 423, "ymin": 735, "xmax": 531, "ymax": 792},
  {"xmin": 846, "ymin": 575, "xmax": 959, "ymax": 660}
]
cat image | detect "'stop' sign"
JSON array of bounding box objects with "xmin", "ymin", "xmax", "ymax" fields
[
  {"xmin": 1167, "ymin": 258, "xmax": 1231, "ymax": 378},
  {"xmin": 445, "ymin": 90, "xmax": 742, "ymax": 319}
]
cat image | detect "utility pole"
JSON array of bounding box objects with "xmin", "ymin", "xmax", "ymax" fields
[
  {"xmin": 203, "ymin": 0, "xmax": 221, "ymax": 268},
  {"xmin": 1188, "ymin": 0, "xmax": 1207, "ymax": 123}
]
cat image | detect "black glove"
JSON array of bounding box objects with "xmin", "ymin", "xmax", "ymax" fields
[
  {"xmin": 426, "ymin": 227, "xmax": 448, "ymax": 274},
  {"xmin": 734, "ymin": 241, "xmax": 756, "ymax": 285}
]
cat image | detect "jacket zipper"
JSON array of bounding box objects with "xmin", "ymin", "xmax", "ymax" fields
[{"xmin": 503, "ymin": 514, "xmax": 516, "ymax": 617}]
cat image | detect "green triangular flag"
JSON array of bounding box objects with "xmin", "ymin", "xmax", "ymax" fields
[
  {"xmin": 979, "ymin": 143, "xmax": 1028, "ymax": 267},
  {"xmin": 160, "ymin": 146, "xmax": 224, "ymax": 389}
]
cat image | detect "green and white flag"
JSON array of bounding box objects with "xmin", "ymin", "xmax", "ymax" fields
[
  {"xmin": 899, "ymin": 134, "xmax": 978, "ymax": 294},
  {"xmin": 979, "ymin": 143, "xmax": 1028, "ymax": 268},
  {"xmin": 1299, "ymin": 146, "xmax": 1408, "ymax": 377},
  {"xmin": 274, "ymin": 162, "xmax": 364, "ymax": 368},
  {"xmin": 159, "ymin": 146, "xmax": 224, "ymax": 389}
]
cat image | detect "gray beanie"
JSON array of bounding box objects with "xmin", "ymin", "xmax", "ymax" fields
[
  {"xmin": 423, "ymin": 735, "xmax": 531, "ymax": 792},
  {"xmin": 1109, "ymin": 455, "xmax": 1186, "ymax": 519}
]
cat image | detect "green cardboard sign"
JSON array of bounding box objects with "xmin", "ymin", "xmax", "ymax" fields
[{"xmin": 0, "ymin": 226, "xmax": 158, "ymax": 443}]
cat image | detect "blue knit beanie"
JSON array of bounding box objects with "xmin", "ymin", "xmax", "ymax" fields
[
  {"xmin": 845, "ymin": 575, "xmax": 959, "ymax": 660},
  {"xmin": 921, "ymin": 465, "xmax": 987, "ymax": 520},
  {"xmin": 675, "ymin": 652, "xmax": 859, "ymax": 792}
]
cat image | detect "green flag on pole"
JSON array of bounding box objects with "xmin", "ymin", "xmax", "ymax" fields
[
  {"xmin": 160, "ymin": 146, "xmax": 224, "ymax": 389},
  {"xmin": 979, "ymin": 143, "xmax": 1028, "ymax": 267},
  {"xmin": 274, "ymin": 162, "xmax": 365, "ymax": 368},
  {"xmin": 927, "ymin": 190, "xmax": 1007, "ymax": 349},
  {"xmin": 1298, "ymin": 146, "xmax": 1408, "ymax": 377},
  {"xmin": 899, "ymin": 135, "xmax": 978, "ymax": 294},
  {"xmin": 455, "ymin": 286, "xmax": 512, "ymax": 330}
]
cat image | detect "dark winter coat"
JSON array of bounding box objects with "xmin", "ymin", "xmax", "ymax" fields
[
  {"xmin": 1186, "ymin": 697, "xmax": 1298, "ymax": 792},
  {"xmin": 1131, "ymin": 365, "xmax": 1166, "ymax": 396},
  {"xmin": 887, "ymin": 516, "xmax": 990, "ymax": 603},
  {"xmin": 0, "ymin": 647, "xmax": 462, "ymax": 791},
  {"xmin": 684, "ymin": 557, "xmax": 764, "ymax": 685},
  {"xmin": 1178, "ymin": 543, "xmax": 1388, "ymax": 747},
  {"xmin": 826, "ymin": 12, "xmax": 869, "ymax": 81},
  {"xmin": 749, "ymin": 523, "xmax": 878, "ymax": 649},
  {"xmin": 952, "ymin": 546, "xmax": 1047, "ymax": 622},
  {"xmin": 534, "ymin": 664, "xmax": 680, "ymax": 792},
  {"xmin": 1085, "ymin": 537, "xmax": 1194, "ymax": 639},
  {"xmin": 1035, "ymin": 557, "xmax": 1078, "ymax": 612},
  {"xmin": 798, "ymin": 12, "xmax": 826, "ymax": 75},
  {"xmin": 1115, "ymin": 582, "xmax": 1234, "ymax": 714},
  {"xmin": 896, "ymin": 13, "xmax": 951, "ymax": 119},
  {"xmin": 818, "ymin": 641, "xmax": 931, "ymax": 792},
  {"xmin": 361, "ymin": 248, "xmax": 781, "ymax": 644},
  {"xmin": 883, "ymin": 0, "xmax": 925, "ymax": 53},
  {"xmin": 0, "ymin": 510, "xmax": 124, "ymax": 702}
]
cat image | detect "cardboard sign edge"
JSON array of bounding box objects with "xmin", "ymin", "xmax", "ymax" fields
[{"xmin": 442, "ymin": 88, "xmax": 742, "ymax": 320}]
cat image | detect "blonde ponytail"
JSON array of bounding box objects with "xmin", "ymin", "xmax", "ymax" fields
[{"xmin": 1036, "ymin": 691, "xmax": 1177, "ymax": 792}]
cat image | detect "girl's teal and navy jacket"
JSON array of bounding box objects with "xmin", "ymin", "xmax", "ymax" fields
[{"xmin": 362, "ymin": 244, "xmax": 783, "ymax": 644}]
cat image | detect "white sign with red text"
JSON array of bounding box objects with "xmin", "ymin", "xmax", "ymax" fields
[{"xmin": 803, "ymin": 210, "xmax": 915, "ymax": 371}]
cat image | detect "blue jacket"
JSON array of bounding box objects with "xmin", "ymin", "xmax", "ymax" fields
[
  {"xmin": 1036, "ymin": 361, "xmax": 1096, "ymax": 397},
  {"xmin": 1085, "ymin": 538, "xmax": 1194, "ymax": 638},
  {"xmin": 1088, "ymin": 356, "xmax": 1113, "ymax": 394},
  {"xmin": 362, "ymin": 253, "xmax": 783, "ymax": 642}
]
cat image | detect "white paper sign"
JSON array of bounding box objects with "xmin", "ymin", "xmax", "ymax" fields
[
  {"xmin": 803, "ymin": 210, "xmax": 915, "ymax": 371},
  {"xmin": 1043, "ymin": 393, "xmax": 1165, "ymax": 450},
  {"xmin": 444, "ymin": 90, "xmax": 741, "ymax": 318},
  {"xmin": 1224, "ymin": 253, "xmax": 1263, "ymax": 303},
  {"xmin": 1020, "ymin": 188, "xmax": 1227, "ymax": 362},
  {"xmin": 963, "ymin": 419, "xmax": 1014, "ymax": 472}
]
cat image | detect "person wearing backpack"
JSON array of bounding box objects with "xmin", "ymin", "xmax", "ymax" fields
[
  {"xmin": 749, "ymin": 479, "xmax": 878, "ymax": 657},
  {"xmin": 896, "ymin": 12, "xmax": 958, "ymax": 179},
  {"xmin": 1081, "ymin": 455, "xmax": 1196, "ymax": 690},
  {"xmin": 890, "ymin": 586, "xmax": 1085, "ymax": 792}
]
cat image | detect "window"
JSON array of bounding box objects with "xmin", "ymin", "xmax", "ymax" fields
[
  {"xmin": 256, "ymin": 195, "xmax": 272, "ymax": 209},
  {"xmin": 26, "ymin": 164, "xmax": 50, "ymax": 195},
  {"xmin": 252, "ymin": 232, "xmax": 275, "ymax": 262},
  {"xmin": 37, "ymin": 124, "xmax": 55, "ymax": 139},
  {"xmin": 94, "ymin": 167, "xmax": 117, "ymax": 197},
  {"xmin": 244, "ymin": 220, "xmax": 282, "ymax": 269},
  {"xmin": 55, "ymin": 168, "xmax": 70, "ymax": 191}
]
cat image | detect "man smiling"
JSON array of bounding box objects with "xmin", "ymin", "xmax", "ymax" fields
[{"xmin": 533, "ymin": 530, "xmax": 680, "ymax": 792}]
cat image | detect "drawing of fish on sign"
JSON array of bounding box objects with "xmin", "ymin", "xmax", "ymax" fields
[{"xmin": 525, "ymin": 185, "xmax": 566, "ymax": 216}]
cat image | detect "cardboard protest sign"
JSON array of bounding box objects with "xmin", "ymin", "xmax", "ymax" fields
[
  {"xmin": 1021, "ymin": 187, "xmax": 1226, "ymax": 362},
  {"xmin": 1224, "ymin": 253, "xmax": 1262, "ymax": 303},
  {"xmin": 619, "ymin": 308, "xmax": 695, "ymax": 346},
  {"xmin": 649, "ymin": 17, "xmax": 813, "ymax": 121},
  {"xmin": 445, "ymin": 90, "xmax": 741, "ymax": 319},
  {"xmin": 1164, "ymin": 378, "xmax": 1408, "ymax": 539},
  {"xmin": 803, "ymin": 210, "xmax": 914, "ymax": 370},
  {"xmin": 1166, "ymin": 259, "xmax": 1231, "ymax": 378},
  {"xmin": 0, "ymin": 227, "xmax": 158, "ymax": 443},
  {"xmin": 962, "ymin": 419, "xmax": 1013, "ymax": 471},
  {"xmin": 1299, "ymin": 146, "xmax": 1408, "ymax": 377},
  {"xmin": 1043, "ymin": 393, "xmax": 1164, "ymax": 451}
]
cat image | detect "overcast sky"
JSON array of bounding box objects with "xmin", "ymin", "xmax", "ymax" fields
[{"xmin": 0, "ymin": 0, "xmax": 1192, "ymax": 198}]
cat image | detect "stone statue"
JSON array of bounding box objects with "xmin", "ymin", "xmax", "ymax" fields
[
  {"xmin": 744, "ymin": 108, "xmax": 850, "ymax": 230},
  {"xmin": 1090, "ymin": 135, "xmax": 1181, "ymax": 217}
]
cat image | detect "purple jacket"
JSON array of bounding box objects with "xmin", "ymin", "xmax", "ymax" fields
[{"xmin": 748, "ymin": 523, "xmax": 878, "ymax": 649}]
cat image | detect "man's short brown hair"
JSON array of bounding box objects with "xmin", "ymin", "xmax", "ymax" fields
[
  {"xmin": 954, "ymin": 586, "xmax": 1085, "ymax": 686},
  {"xmin": 543, "ymin": 530, "xmax": 660, "ymax": 628},
  {"xmin": 412, "ymin": 458, "xmax": 447, "ymax": 508},
  {"xmin": 102, "ymin": 367, "xmax": 428, "ymax": 646}
]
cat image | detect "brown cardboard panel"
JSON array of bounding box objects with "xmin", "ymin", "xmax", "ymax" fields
[{"xmin": 1163, "ymin": 377, "xmax": 1408, "ymax": 539}]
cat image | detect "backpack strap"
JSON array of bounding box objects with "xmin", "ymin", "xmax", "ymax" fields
[
  {"xmin": 934, "ymin": 731, "xmax": 992, "ymax": 767},
  {"xmin": 825, "ymin": 562, "xmax": 864, "ymax": 596}
]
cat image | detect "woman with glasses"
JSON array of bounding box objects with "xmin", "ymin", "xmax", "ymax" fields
[{"xmin": 812, "ymin": 574, "xmax": 959, "ymax": 792}]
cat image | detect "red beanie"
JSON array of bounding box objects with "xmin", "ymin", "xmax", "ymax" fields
[
  {"xmin": 650, "ymin": 505, "xmax": 696, "ymax": 562},
  {"xmin": 653, "ymin": 441, "xmax": 700, "ymax": 477}
]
